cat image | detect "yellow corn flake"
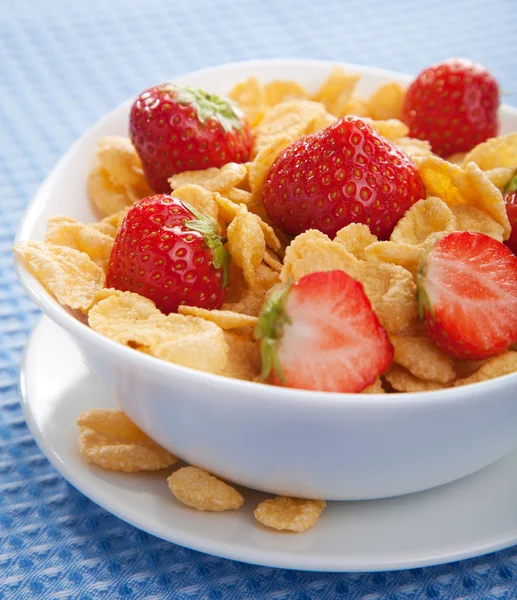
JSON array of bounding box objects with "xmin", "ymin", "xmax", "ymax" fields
[
  {"xmin": 362, "ymin": 378, "xmax": 385, "ymax": 393},
  {"xmin": 454, "ymin": 352, "xmax": 517, "ymax": 387},
  {"xmin": 281, "ymin": 229, "xmax": 357, "ymax": 282},
  {"xmin": 254, "ymin": 497, "xmax": 326, "ymax": 532},
  {"xmin": 46, "ymin": 216, "xmax": 114, "ymax": 271},
  {"xmin": 88, "ymin": 165, "xmax": 135, "ymax": 217},
  {"xmin": 364, "ymin": 240, "xmax": 425, "ymax": 279},
  {"xmin": 312, "ymin": 67, "xmax": 360, "ymax": 117},
  {"xmin": 168, "ymin": 466, "xmax": 244, "ymax": 511},
  {"xmin": 253, "ymin": 100, "xmax": 326, "ymax": 156},
  {"xmin": 485, "ymin": 167, "xmax": 514, "ymax": 191},
  {"xmin": 384, "ymin": 364, "xmax": 448, "ymax": 393},
  {"xmin": 91, "ymin": 221, "xmax": 118, "ymax": 238},
  {"xmin": 264, "ymin": 80, "xmax": 308, "ymax": 106},
  {"xmin": 308, "ymin": 110, "xmax": 337, "ymax": 133},
  {"xmin": 178, "ymin": 305, "xmax": 258, "ymax": 329},
  {"xmin": 223, "ymin": 263, "xmax": 279, "ymax": 317},
  {"xmin": 223, "ymin": 187, "xmax": 253, "ymax": 205},
  {"xmin": 334, "ymin": 223, "xmax": 378, "ymax": 260},
  {"xmin": 416, "ymin": 156, "xmax": 510, "ymax": 238},
  {"xmin": 390, "ymin": 197, "xmax": 457, "ymax": 245},
  {"xmin": 227, "ymin": 205, "xmax": 266, "ymax": 286},
  {"xmin": 446, "ymin": 152, "xmax": 468, "ymax": 166},
  {"xmin": 96, "ymin": 135, "xmax": 145, "ymax": 187},
  {"xmin": 368, "ymin": 81, "xmax": 405, "ymax": 120},
  {"xmin": 390, "ymin": 335, "xmax": 455, "ymax": 383},
  {"xmin": 363, "ymin": 118, "xmax": 409, "ymax": 140},
  {"xmin": 88, "ymin": 291, "xmax": 228, "ymax": 374},
  {"xmin": 248, "ymin": 135, "xmax": 292, "ymax": 203},
  {"xmin": 228, "ymin": 77, "xmax": 267, "ymax": 128},
  {"xmin": 393, "ymin": 137, "xmax": 433, "ymax": 159},
  {"xmin": 169, "ymin": 162, "xmax": 247, "ymax": 193},
  {"xmin": 340, "ymin": 95, "xmax": 371, "ymax": 118},
  {"xmin": 100, "ymin": 206, "xmax": 131, "ymax": 231},
  {"xmin": 220, "ymin": 331, "xmax": 261, "ymax": 381},
  {"xmin": 449, "ymin": 204, "xmax": 505, "ymax": 241},
  {"xmin": 462, "ymin": 133, "xmax": 517, "ymax": 171},
  {"xmin": 77, "ymin": 409, "xmax": 177, "ymax": 472},
  {"xmin": 171, "ymin": 184, "xmax": 219, "ymax": 220},
  {"xmin": 263, "ymin": 249, "xmax": 283, "ymax": 273},
  {"xmin": 281, "ymin": 230, "xmax": 417, "ymax": 332},
  {"xmin": 13, "ymin": 241, "xmax": 105, "ymax": 311},
  {"xmin": 215, "ymin": 194, "xmax": 281, "ymax": 252}
]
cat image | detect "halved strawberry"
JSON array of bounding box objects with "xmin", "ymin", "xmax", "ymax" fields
[
  {"xmin": 254, "ymin": 270, "xmax": 393, "ymax": 393},
  {"xmin": 503, "ymin": 172, "xmax": 517, "ymax": 256},
  {"xmin": 417, "ymin": 232, "xmax": 517, "ymax": 359}
]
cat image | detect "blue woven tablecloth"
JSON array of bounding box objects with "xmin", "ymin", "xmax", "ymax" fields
[{"xmin": 2, "ymin": 0, "xmax": 517, "ymax": 597}]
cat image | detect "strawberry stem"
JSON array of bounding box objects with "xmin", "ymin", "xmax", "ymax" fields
[
  {"xmin": 182, "ymin": 202, "xmax": 230, "ymax": 288},
  {"xmin": 166, "ymin": 84, "xmax": 243, "ymax": 133},
  {"xmin": 504, "ymin": 171, "xmax": 517, "ymax": 195},
  {"xmin": 254, "ymin": 281, "xmax": 292, "ymax": 383}
]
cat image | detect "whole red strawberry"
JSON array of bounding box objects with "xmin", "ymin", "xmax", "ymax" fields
[
  {"xmin": 255, "ymin": 270, "xmax": 393, "ymax": 393},
  {"xmin": 106, "ymin": 194, "xmax": 229, "ymax": 313},
  {"xmin": 417, "ymin": 231, "xmax": 517, "ymax": 360},
  {"xmin": 262, "ymin": 116, "xmax": 425, "ymax": 240},
  {"xmin": 129, "ymin": 84, "xmax": 252, "ymax": 193},
  {"xmin": 504, "ymin": 172, "xmax": 517, "ymax": 255},
  {"xmin": 401, "ymin": 59, "xmax": 500, "ymax": 157}
]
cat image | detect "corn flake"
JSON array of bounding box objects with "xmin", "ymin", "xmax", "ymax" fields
[
  {"xmin": 228, "ymin": 77, "xmax": 267, "ymax": 128},
  {"xmin": 96, "ymin": 135, "xmax": 146, "ymax": 188},
  {"xmin": 46, "ymin": 216, "xmax": 114, "ymax": 271},
  {"xmin": 264, "ymin": 80, "xmax": 308, "ymax": 106},
  {"xmin": 462, "ymin": 132, "xmax": 517, "ymax": 171},
  {"xmin": 223, "ymin": 187, "xmax": 253, "ymax": 205},
  {"xmin": 88, "ymin": 165, "xmax": 135, "ymax": 217},
  {"xmin": 220, "ymin": 331, "xmax": 261, "ymax": 381},
  {"xmin": 168, "ymin": 466, "xmax": 244, "ymax": 511},
  {"xmin": 368, "ymin": 82, "xmax": 405, "ymax": 120},
  {"xmin": 390, "ymin": 335, "xmax": 455, "ymax": 383},
  {"xmin": 223, "ymin": 263, "xmax": 280, "ymax": 317},
  {"xmin": 454, "ymin": 352, "xmax": 517, "ymax": 387},
  {"xmin": 393, "ymin": 137, "xmax": 433, "ymax": 159},
  {"xmin": 88, "ymin": 291, "xmax": 228, "ymax": 374},
  {"xmin": 248, "ymin": 135, "xmax": 292, "ymax": 203},
  {"xmin": 77, "ymin": 409, "xmax": 177, "ymax": 472},
  {"xmin": 13, "ymin": 241, "xmax": 105, "ymax": 311},
  {"xmin": 171, "ymin": 184, "xmax": 219, "ymax": 220},
  {"xmin": 364, "ymin": 240, "xmax": 425, "ymax": 279},
  {"xmin": 178, "ymin": 305, "xmax": 258, "ymax": 329},
  {"xmin": 390, "ymin": 197, "xmax": 457, "ymax": 245},
  {"xmin": 263, "ymin": 249, "xmax": 283, "ymax": 273},
  {"xmin": 253, "ymin": 100, "xmax": 326, "ymax": 156},
  {"xmin": 384, "ymin": 364, "xmax": 449, "ymax": 393},
  {"xmin": 334, "ymin": 223, "xmax": 378, "ymax": 260},
  {"xmin": 416, "ymin": 156, "xmax": 510, "ymax": 238},
  {"xmin": 227, "ymin": 206, "xmax": 266, "ymax": 286},
  {"xmin": 312, "ymin": 67, "xmax": 360, "ymax": 117},
  {"xmin": 169, "ymin": 162, "xmax": 247, "ymax": 193},
  {"xmin": 485, "ymin": 167, "xmax": 515, "ymax": 190},
  {"xmin": 254, "ymin": 497, "xmax": 326, "ymax": 532},
  {"xmin": 340, "ymin": 95, "xmax": 371, "ymax": 118},
  {"xmin": 449, "ymin": 204, "xmax": 505, "ymax": 241},
  {"xmin": 362, "ymin": 378, "xmax": 385, "ymax": 393},
  {"xmin": 363, "ymin": 118, "xmax": 409, "ymax": 140}
]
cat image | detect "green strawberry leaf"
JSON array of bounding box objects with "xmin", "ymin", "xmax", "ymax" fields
[
  {"xmin": 182, "ymin": 202, "xmax": 230, "ymax": 288},
  {"xmin": 504, "ymin": 171, "xmax": 517, "ymax": 195},
  {"xmin": 166, "ymin": 84, "xmax": 243, "ymax": 133}
]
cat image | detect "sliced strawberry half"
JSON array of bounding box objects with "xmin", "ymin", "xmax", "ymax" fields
[
  {"xmin": 504, "ymin": 171, "xmax": 517, "ymax": 256},
  {"xmin": 417, "ymin": 231, "xmax": 517, "ymax": 360},
  {"xmin": 254, "ymin": 270, "xmax": 393, "ymax": 393}
]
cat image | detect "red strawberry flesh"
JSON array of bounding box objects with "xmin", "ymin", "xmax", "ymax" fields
[
  {"xmin": 504, "ymin": 172, "xmax": 517, "ymax": 256},
  {"xmin": 255, "ymin": 270, "xmax": 393, "ymax": 392},
  {"xmin": 130, "ymin": 84, "xmax": 252, "ymax": 193},
  {"xmin": 106, "ymin": 194, "xmax": 228, "ymax": 314},
  {"xmin": 263, "ymin": 116, "xmax": 425, "ymax": 240},
  {"xmin": 418, "ymin": 232, "xmax": 517, "ymax": 359}
]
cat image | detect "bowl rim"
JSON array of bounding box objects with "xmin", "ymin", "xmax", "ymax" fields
[{"xmin": 13, "ymin": 57, "xmax": 517, "ymax": 407}]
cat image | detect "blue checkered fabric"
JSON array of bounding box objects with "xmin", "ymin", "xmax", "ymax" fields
[{"xmin": 2, "ymin": 0, "xmax": 517, "ymax": 597}]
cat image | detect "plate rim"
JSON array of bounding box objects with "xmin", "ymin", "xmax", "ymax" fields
[{"xmin": 19, "ymin": 315, "xmax": 517, "ymax": 573}]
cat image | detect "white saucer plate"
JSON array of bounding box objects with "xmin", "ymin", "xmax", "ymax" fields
[{"xmin": 20, "ymin": 317, "xmax": 517, "ymax": 572}]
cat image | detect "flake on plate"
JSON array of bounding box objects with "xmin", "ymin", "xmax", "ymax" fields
[
  {"xmin": 363, "ymin": 117, "xmax": 409, "ymax": 140},
  {"xmin": 254, "ymin": 496, "xmax": 326, "ymax": 532},
  {"xmin": 384, "ymin": 364, "xmax": 449, "ymax": 392},
  {"xmin": 171, "ymin": 184, "xmax": 219, "ymax": 220},
  {"xmin": 168, "ymin": 466, "xmax": 244, "ymax": 511},
  {"xmin": 462, "ymin": 132, "xmax": 517, "ymax": 171},
  {"xmin": 220, "ymin": 331, "xmax": 261, "ymax": 381},
  {"xmin": 178, "ymin": 305, "xmax": 258, "ymax": 329},
  {"xmin": 390, "ymin": 334, "xmax": 455, "ymax": 383},
  {"xmin": 228, "ymin": 77, "xmax": 267, "ymax": 128},
  {"xmin": 454, "ymin": 352, "xmax": 517, "ymax": 387},
  {"xmin": 312, "ymin": 67, "xmax": 360, "ymax": 117},
  {"xmin": 368, "ymin": 81, "xmax": 406, "ymax": 120},
  {"xmin": 390, "ymin": 197, "xmax": 457, "ymax": 245},
  {"xmin": 449, "ymin": 204, "xmax": 505, "ymax": 241},
  {"xmin": 264, "ymin": 80, "xmax": 308, "ymax": 107},
  {"xmin": 227, "ymin": 205, "xmax": 266, "ymax": 285},
  {"xmin": 169, "ymin": 162, "xmax": 247, "ymax": 193},
  {"xmin": 333, "ymin": 223, "xmax": 378, "ymax": 260}
]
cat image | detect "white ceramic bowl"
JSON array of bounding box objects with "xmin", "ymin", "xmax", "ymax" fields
[{"xmin": 15, "ymin": 59, "xmax": 517, "ymax": 501}]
